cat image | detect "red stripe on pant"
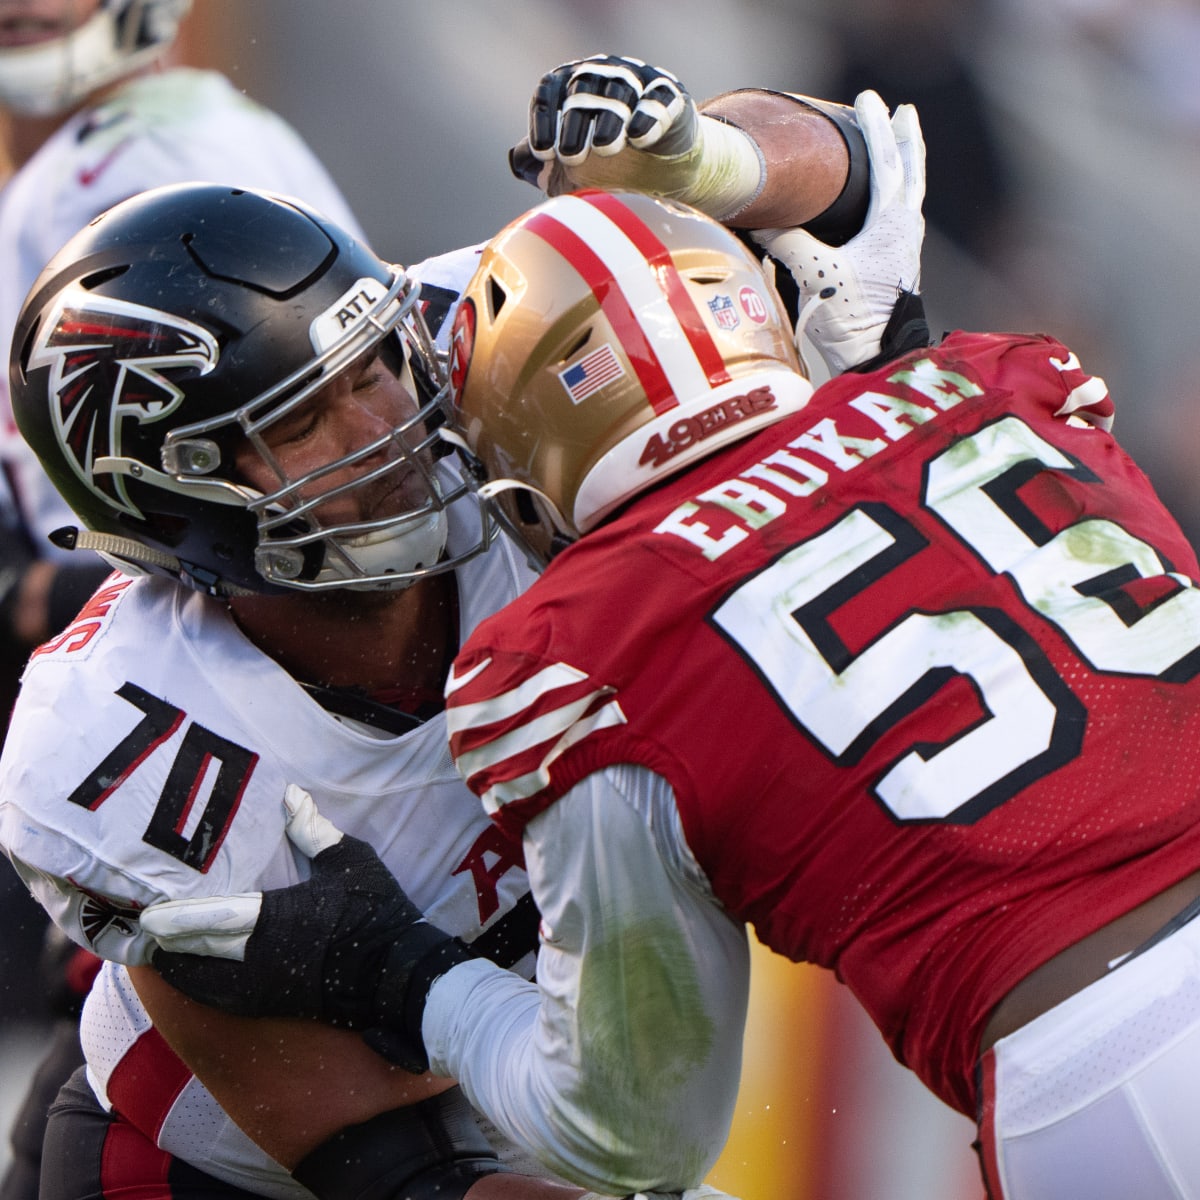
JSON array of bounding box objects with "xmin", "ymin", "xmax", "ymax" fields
[{"xmin": 105, "ymin": 1027, "xmax": 193, "ymax": 1143}]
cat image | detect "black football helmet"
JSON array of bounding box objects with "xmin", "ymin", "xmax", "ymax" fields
[{"xmin": 10, "ymin": 181, "xmax": 488, "ymax": 596}]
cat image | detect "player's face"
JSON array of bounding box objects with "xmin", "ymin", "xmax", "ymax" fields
[
  {"xmin": 0, "ymin": 0, "xmax": 102, "ymax": 45},
  {"xmin": 234, "ymin": 343, "xmax": 435, "ymax": 529}
]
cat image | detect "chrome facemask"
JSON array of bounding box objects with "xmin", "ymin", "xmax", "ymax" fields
[{"xmin": 156, "ymin": 267, "xmax": 494, "ymax": 592}]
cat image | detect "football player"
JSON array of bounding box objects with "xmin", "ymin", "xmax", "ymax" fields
[
  {"xmin": 0, "ymin": 53, "xmax": 876, "ymax": 1200},
  {"xmin": 146, "ymin": 86, "xmax": 1200, "ymax": 1200}
]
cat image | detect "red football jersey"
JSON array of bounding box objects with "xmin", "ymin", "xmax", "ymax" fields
[{"xmin": 447, "ymin": 330, "xmax": 1200, "ymax": 1115}]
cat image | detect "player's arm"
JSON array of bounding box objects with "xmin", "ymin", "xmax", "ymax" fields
[
  {"xmin": 510, "ymin": 57, "xmax": 928, "ymax": 377},
  {"xmin": 509, "ymin": 54, "xmax": 866, "ymax": 235},
  {"xmin": 131, "ymin": 969, "xmax": 594, "ymax": 1199},
  {"xmin": 132, "ymin": 983, "xmax": 728, "ymax": 1200},
  {"xmin": 128, "ymin": 966, "xmax": 454, "ymax": 1163},
  {"xmin": 424, "ymin": 768, "xmax": 749, "ymax": 1193},
  {"xmin": 141, "ymin": 779, "xmax": 748, "ymax": 1196},
  {"xmin": 697, "ymin": 88, "xmax": 864, "ymax": 232}
]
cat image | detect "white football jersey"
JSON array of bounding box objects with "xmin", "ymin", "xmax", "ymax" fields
[
  {"xmin": 0, "ymin": 66, "xmax": 367, "ymax": 553},
  {"xmin": 0, "ymin": 512, "xmax": 537, "ymax": 1194}
]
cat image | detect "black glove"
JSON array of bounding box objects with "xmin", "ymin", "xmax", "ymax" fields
[
  {"xmin": 511, "ymin": 54, "xmax": 766, "ymax": 211},
  {"xmin": 509, "ymin": 54, "xmax": 767, "ymax": 221},
  {"xmin": 143, "ymin": 788, "xmax": 475, "ymax": 1071},
  {"xmin": 518, "ymin": 53, "xmax": 693, "ymax": 174}
]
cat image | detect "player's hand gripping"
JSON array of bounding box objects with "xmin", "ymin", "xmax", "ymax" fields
[
  {"xmin": 510, "ymin": 54, "xmax": 764, "ymax": 220},
  {"xmin": 140, "ymin": 785, "xmax": 472, "ymax": 1071},
  {"xmin": 751, "ymin": 89, "xmax": 926, "ymax": 376}
]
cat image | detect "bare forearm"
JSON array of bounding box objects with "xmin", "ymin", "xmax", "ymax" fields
[
  {"xmin": 699, "ymin": 89, "xmax": 855, "ymax": 229},
  {"xmin": 130, "ymin": 964, "xmax": 450, "ymax": 1168}
]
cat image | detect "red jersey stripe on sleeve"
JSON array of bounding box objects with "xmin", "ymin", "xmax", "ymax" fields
[{"xmin": 446, "ymin": 656, "xmax": 627, "ymax": 816}]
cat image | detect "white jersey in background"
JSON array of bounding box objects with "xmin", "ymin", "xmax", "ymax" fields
[{"xmin": 0, "ymin": 66, "xmax": 365, "ymax": 553}]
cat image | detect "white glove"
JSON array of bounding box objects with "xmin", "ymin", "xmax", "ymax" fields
[
  {"xmin": 139, "ymin": 784, "xmax": 340, "ymax": 960},
  {"xmin": 509, "ymin": 54, "xmax": 764, "ymax": 220},
  {"xmin": 751, "ymin": 89, "xmax": 925, "ymax": 375}
]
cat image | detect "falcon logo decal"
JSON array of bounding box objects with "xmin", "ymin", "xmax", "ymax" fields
[
  {"xmin": 67, "ymin": 877, "xmax": 143, "ymax": 946},
  {"xmin": 28, "ymin": 287, "xmax": 220, "ymax": 519}
]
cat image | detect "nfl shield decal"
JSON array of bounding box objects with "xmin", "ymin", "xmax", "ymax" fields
[{"xmin": 708, "ymin": 293, "xmax": 740, "ymax": 330}]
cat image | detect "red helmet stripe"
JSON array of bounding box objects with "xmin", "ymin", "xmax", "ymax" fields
[
  {"xmin": 578, "ymin": 190, "xmax": 732, "ymax": 389},
  {"xmin": 524, "ymin": 209, "xmax": 679, "ymax": 414}
]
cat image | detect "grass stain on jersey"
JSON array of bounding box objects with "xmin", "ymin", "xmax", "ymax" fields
[{"xmin": 575, "ymin": 915, "xmax": 717, "ymax": 1179}]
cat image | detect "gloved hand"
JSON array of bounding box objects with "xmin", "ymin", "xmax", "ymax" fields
[
  {"xmin": 750, "ymin": 89, "xmax": 925, "ymax": 375},
  {"xmin": 140, "ymin": 785, "xmax": 474, "ymax": 1071},
  {"xmin": 510, "ymin": 54, "xmax": 764, "ymax": 220}
]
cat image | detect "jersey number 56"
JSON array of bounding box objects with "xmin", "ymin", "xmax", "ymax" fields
[{"xmin": 713, "ymin": 416, "xmax": 1200, "ymax": 823}]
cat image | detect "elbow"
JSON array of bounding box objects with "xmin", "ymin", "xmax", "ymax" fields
[{"xmin": 525, "ymin": 1078, "xmax": 726, "ymax": 1194}]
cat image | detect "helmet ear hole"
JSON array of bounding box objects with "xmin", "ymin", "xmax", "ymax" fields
[
  {"xmin": 562, "ymin": 330, "xmax": 591, "ymax": 361},
  {"xmin": 485, "ymin": 277, "xmax": 508, "ymax": 321},
  {"xmin": 514, "ymin": 489, "xmax": 541, "ymax": 526}
]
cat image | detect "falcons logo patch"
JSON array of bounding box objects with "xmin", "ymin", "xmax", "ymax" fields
[
  {"xmin": 67, "ymin": 876, "xmax": 143, "ymax": 946},
  {"xmin": 28, "ymin": 287, "xmax": 220, "ymax": 519}
]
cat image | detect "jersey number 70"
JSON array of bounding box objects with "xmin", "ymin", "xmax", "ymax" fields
[{"xmin": 68, "ymin": 681, "xmax": 257, "ymax": 871}]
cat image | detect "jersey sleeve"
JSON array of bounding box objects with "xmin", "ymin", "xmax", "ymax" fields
[
  {"xmin": 422, "ymin": 764, "xmax": 748, "ymax": 1194},
  {"xmin": 1042, "ymin": 338, "xmax": 1115, "ymax": 430},
  {"xmin": 445, "ymin": 637, "xmax": 633, "ymax": 840},
  {"xmin": 408, "ymin": 244, "xmax": 484, "ymax": 351}
]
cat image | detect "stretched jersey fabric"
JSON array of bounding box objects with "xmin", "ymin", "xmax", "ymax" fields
[
  {"xmin": 0, "ymin": 503, "xmax": 537, "ymax": 1195},
  {"xmin": 0, "ymin": 67, "xmax": 366, "ymax": 553},
  {"xmin": 445, "ymin": 330, "xmax": 1200, "ymax": 1118}
]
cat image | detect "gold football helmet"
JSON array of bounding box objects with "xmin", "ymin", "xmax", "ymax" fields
[{"xmin": 447, "ymin": 189, "xmax": 812, "ymax": 565}]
